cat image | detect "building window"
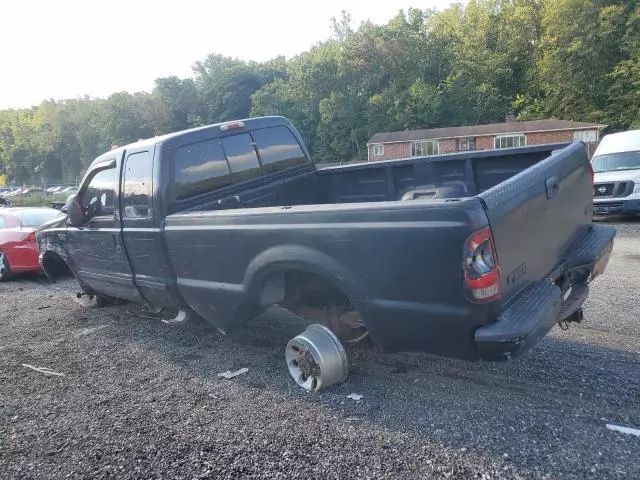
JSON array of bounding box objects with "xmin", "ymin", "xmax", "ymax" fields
[
  {"xmin": 411, "ymin": 140, "xmax": 439, "ymax": 157},
  {"xmin": 458, "ymin": 137, "xmax": 476, "ymax": 151},
  {"xmin": 574, "ymin": 130, "xmax": 597, "ymax": 143},
  {"xmin": 373, "ymin": 144, "xmax": 384, "ymax": 156},
  {"xmin": 495, "ymin": 134, "xmax": 526, "ymax": 149}
]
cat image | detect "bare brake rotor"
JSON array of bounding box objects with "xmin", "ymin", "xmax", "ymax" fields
[
  {"xmin": 281, "ymin": 302, "xmax": 369, "ymax": 345},
  {"xmin": 327, "ymin": 306, "xmax": 369, "ymax": 344}
]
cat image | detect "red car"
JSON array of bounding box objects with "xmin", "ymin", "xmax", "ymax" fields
[{"xmin": 0, "ymin": 207, "xmax": 64, "ymax": 281}]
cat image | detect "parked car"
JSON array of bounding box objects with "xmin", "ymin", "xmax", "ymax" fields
[
  {"xmin": 0, "ymin": 207, "xmax": 64, "ymax": 281},
  {"xmin": 5, "ymin": 188, "xmax": 25, "ymax": 197},
  {"xmin": 591, "ymin": 129, "xmax": 640, "ymax": 217},
  {"xmin": 36, "ymin": 116, "xmax": 615, "ymax": 391},
  {"xmin": 14, "ymin": 188, "xmax": 46, "ymax": 196}
]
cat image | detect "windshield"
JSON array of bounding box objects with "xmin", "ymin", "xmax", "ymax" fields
[
  {"xmin": 591, "ymin": 151, "xmax": 640, "ymax": 173},
  {"xmin": 20, "ymin": 210, "xmax": 63, "ymax": 227}
]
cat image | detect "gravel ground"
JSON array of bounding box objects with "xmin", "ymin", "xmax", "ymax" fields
[{"xmin": 1, "ymin": 221, "xmax": 639, "ymax": 479}]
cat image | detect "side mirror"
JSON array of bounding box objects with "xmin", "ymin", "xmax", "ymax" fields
[{"xmin": 65, "ymin": 194, "xmax": 86, "ymax": 227}]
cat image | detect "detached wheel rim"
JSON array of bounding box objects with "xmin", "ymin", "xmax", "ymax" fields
[{"xmin": 285, "ymin": 324, "xmax": 349, "ymax": 392}]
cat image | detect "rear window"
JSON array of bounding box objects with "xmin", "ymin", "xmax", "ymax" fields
[
  {"xmin": 20, "ymin": 210, "xmax": 62, "ymax": 227},
  {"xmin": 252, "ymin": 126, "xmax": 308, "ymax": 174},
  {"xmin": 174, "ymin": 139, "xmax": 232, "ymax": 200},
  {"xmin": 172, "ymin": 126, "xmax": 308, "ymax": 200},
  {"xmin": 222, "ymin": 133, "xmax": 262, "ymax": 182}
]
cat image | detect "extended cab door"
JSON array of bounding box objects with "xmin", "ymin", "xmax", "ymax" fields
[
  {"xmin": 119, "ymin": 147, "xmax": 170, "ymax": 306},
  {"xmin": 65, "ymin": 157, "xmax": 143, "ymax": 301}
]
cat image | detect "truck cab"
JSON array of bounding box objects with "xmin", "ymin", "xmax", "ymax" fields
[
  {"xmin": 591, "ymin": 129, "xmax": 640, "ymax": 217},
  {"xmin": 38, "ymin": 117, "xmax": 316, "ymax": 309}
]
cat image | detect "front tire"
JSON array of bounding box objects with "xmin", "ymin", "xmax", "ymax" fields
[{"xmin": 0, "ymin": 251, "xmax": 12, "ymax": 281}]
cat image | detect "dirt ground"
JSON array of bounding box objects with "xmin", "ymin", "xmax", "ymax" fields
[{"xmin": 1, "ymin": 222, "xmax": 639, "ymax": 479}]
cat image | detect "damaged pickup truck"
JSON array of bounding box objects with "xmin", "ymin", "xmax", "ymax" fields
[{"xmin": 36, "ymin": 116, "xmax": 615, "ymax": 391}]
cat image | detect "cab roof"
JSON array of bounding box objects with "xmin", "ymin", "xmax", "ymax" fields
[{"xmin": 90, "ymin": 116, "xmax": 291, "ymax": 168}]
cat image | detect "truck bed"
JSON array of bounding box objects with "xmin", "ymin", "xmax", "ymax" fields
[
  {"xmin": 318, "ymin": 143, "xmax": 569, "ymax": 204},
  {"xmin": 181, "ymin": 143, "xmax": 570, "ymax": 213}
]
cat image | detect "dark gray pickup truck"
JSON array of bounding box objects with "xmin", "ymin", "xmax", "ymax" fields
[{"xmin": 36, "ymin": 116, "xmax": 615, "ymax": 390}]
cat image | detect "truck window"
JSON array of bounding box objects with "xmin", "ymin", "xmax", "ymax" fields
[
  {"xmin": 174, "ymin": 139, "xmax": 232, "ymax": 200},
  {"xmin": 123, "ymin": 151, "xmax": 153, "ymax": 219},
  {"xmin": 222, "ymin": 133, "xmax": 262, "ymax": 183},
  {"xmin": 252, "ymin": 126, "xmax": 308, "ymax": 174},
  {"xmin": 80, "ymin": 167, "xmax": 116, "ymax": 216}
]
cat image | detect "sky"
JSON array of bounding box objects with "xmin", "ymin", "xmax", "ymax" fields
[{"xmin": 1, "ymin": 0, "xmax": 453, "ymax": 110}]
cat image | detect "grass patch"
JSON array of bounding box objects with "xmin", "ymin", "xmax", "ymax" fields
[{"xmin": 5, "ymin": 193, "xmax": 70, "ymax": 208}]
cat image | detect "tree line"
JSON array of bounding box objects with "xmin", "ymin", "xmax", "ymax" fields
[{"xmin": 0, "ymin": 0, "xmax": 638, "ymax": 185}]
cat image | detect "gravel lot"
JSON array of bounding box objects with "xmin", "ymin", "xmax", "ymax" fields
[{"xmin": 1, "ymin": 222, "xmax": 639, "ymax": 479}]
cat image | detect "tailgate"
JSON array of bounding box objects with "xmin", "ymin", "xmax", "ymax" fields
[{"xmin": 477, "ymin": 142, "xmax": 594, "ymax": 303}]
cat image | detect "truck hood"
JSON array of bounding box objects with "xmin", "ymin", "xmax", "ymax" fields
[
  {"xmin": 36, "ymin": 213, "xmax": 68, "ymax": 235},
  {"xmin": 593, "ymin": 169, "xmax": 640, "ymax": 183}
]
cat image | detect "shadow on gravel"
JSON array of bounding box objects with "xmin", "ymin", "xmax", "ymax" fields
[{"xmin": 102, "ymin": 304, "xmax": 640, "ymax": 475}]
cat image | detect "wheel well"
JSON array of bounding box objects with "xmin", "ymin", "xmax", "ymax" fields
[
  {"xmin": 41, "ymin": 251, "xmax": 73, "ymax": 281},
  {"xmin": 255, "ymin": 270, "xmax": 369, "ymax": 345},
  {"xmin": 256, "ymin": 270, "xmax": 351, "ymax": 309}
]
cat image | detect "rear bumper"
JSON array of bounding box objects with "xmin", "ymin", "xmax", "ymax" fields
[
  {"xmin": 593, "ymin": 198, "xmax": 640, "ymax": 215},
  {"xmin": 475, "ymin": 224, "xmax": 615, "ymax": 361}
]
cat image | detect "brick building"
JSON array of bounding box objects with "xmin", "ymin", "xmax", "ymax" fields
[{"xmin": 366, "ymin": 117, "xmax": 607, "ymax": 162}]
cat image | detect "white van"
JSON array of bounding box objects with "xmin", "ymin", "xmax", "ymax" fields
[{"xmin": 590, "ymin": 129, "xmax": 640, "ymax": 217}]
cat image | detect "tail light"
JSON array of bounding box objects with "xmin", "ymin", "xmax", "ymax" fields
[
  {"xmin": 26, "ymin": 231, "xmax": 36, "ymax": 243},
  {"xmin": 463, "ymin": 226, "xmax": 501, "ymax": 302}
]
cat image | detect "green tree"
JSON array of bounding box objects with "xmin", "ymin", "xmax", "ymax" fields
[
  {"xmin": 154, "ymin": 76, "xmax": 201, "ymax": 131},
  {"xmin": 2, "ymin": 0, "xmax": 640, "ymax": 183},
  {"xmin": 516, "ymin": 0, "xmax": 630, "ymax": 122}
]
